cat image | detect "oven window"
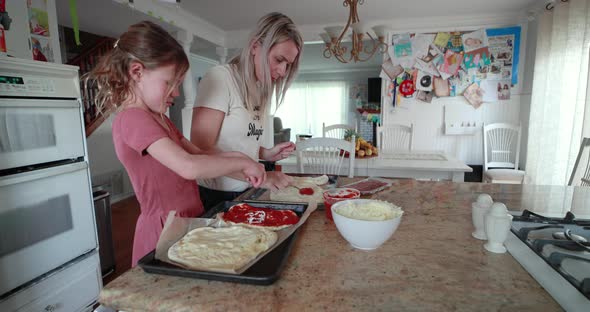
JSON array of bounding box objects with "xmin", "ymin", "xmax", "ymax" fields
[
  {"xmin": 0, "ymin": 195, "xmax": 72, "ymax": 257},
  {"xmin": 0, "ymin": 113, "xmax": 56, "ymax": 153}
]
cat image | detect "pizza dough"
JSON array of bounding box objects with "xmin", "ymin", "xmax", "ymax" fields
[
  {"xmin": 268, "ymin": 175, "xmax": 328, "ymax": 203},
  {"xmin": 270, "ymin": 183, "xmax": 324, "ymax": 203},
  {"xmin": 219, "ymin": 203, "xmax": 300, "ymax": 231},
  {"xmin": 168, "ymin": 226, "xmax": 277, "ymax": 272},
  {"xmin": 291, "ymin": 175, "xmax": 329, "ymax": 186}
]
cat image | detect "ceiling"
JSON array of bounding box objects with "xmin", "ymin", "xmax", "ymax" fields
[
  {"xmin": 56, "ymin": 0, "xmax": 541, "ymax": 72},
  {"xmin": 179, "ymin": 0, "xmax": 539, "ymax": 31}
]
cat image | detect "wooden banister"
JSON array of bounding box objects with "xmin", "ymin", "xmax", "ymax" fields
[{"xmin": 67, "ymin": 37, "xmax": 116, "ymax": 137}]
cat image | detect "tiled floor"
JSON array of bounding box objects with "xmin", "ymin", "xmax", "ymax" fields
[{"xmin": 102, "ymin": 196, "xmax": 140, "ymax": 286}]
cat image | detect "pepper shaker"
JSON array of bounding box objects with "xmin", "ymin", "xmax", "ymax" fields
[
  {"xmin": 483, "ymin": 202, "xmax": 513, "ymax": 253},
  {"xmin": 472, "ymin": 193, "xmax": 493, "ymax": 240}
]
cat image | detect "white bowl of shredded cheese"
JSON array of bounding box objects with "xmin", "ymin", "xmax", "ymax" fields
[{"xmin": 331, "ymin": 199, "xmax": 403, "ymax": 250}]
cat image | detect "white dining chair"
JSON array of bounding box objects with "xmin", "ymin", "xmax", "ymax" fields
[
  {"xmin": 483, "ymin": 123, "xmax": 525, "ymax": 184},
  {"xmin": 568, "ymin": 137, "xmax": 590, "ymax": 186},
  {"xmin": 377, "ymin": 124, "xmax": 413, "ymax": 152},
  {"xmin": 322, "ymin": 122, "xmax": 356, "ymax": 139},
  {"xmin": 296, "ymin": 136, "xmax": 356, "ymax": 178}
]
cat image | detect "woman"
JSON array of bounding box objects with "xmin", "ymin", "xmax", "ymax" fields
[{"xmin": 191, "ymin": 12, "xmax": 303, "ymax": 210}]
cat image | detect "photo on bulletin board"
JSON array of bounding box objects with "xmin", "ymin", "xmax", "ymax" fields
[
  {"xmin": 28, "ymin": 0, "xmax": 50, "ymax": 37},
  {"xmin": 461, "ymin": 29, "xmax": 488, "ymax": 53},
  {"xmin": 390, "ymin": 33, "xmax": 415, "ymax": 69},
  {"xmin": 486, "ymin": 26, "xmax": 520, "ymax": 86},
  {"xmin": 31, "ymin": 35, "xmax": 53, "ymax": 62}
]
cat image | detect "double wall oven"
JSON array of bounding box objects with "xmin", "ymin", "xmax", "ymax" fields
[{"xmin": 0, "ymin": 57, "xmax": 101, "ymax": 311}]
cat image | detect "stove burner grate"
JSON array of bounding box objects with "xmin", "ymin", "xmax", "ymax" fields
[{"xmin": 511, "ymin": 210, "xmax": 590, "ymax": 300}]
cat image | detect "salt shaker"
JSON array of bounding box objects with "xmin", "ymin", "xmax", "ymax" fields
[
  {"xmin": 483, "ymin": 202, "xmax": 513, "ymax": 253},
  {"xmin": 471, "ymin": 193, "xmax": 493, "ymax": 240}
]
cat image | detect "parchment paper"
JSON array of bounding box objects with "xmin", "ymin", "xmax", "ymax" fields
[{"xmin": 154, "ymin": 201, "xmax": 317, "ymax": 274}]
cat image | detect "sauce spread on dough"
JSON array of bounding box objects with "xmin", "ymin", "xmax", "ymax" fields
[
  {"xmin": 223, "ymin": 203, "xmax": 299, "ymax": 227},
  {"xmin": 298, "ymin": 187, "xmax": 314, "ymax": 195}
]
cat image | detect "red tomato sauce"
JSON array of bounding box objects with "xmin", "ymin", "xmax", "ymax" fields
[
  {"xmin": 223, "ymin": 203, "xmax": 299, "ymax": 227},
  {"xmin": 298, "ymin": 187, "xmax": 314, "ymax": 195}
]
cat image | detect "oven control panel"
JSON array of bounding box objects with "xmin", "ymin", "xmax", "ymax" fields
[{"xmin": 0, "ymin": 75, "xmax": 56, "ymax": 94}]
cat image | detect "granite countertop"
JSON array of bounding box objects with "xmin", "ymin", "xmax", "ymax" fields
[{"xmin": 99, "ymin": 179, "xmax": 584, "ymax": 311}]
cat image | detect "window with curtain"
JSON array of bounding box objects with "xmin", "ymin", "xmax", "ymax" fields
[
  {"xmin": 274, "ymin": 81, "xmax": 348, "ymax": 139},
  {"xmin": 526, "ymin": 0, "xmax": 590, "ymax": 185}
]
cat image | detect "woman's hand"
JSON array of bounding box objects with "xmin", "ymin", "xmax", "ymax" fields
[
  {"xmin": 243, "ymin": 160, "xmax": 267, "ymax": 188},
  {"xmin": 260, "ymin": 171, "xmax": 293, "ymax": 191},
  {"xmin": 260, "ymin": 141, "xmax": 296, "ymax": 161},
  {"xmin": 219, "ymin": 151, "xmax": 250, "ymax": 159}
]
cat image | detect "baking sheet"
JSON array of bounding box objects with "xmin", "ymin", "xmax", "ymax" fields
[
  {"xmin": 137, "ymin": 234, "xmax": 298, "ymax": 285},
  {"xmin": 139, "ymin": 200, "xmax": 316, "ymax": 284}
]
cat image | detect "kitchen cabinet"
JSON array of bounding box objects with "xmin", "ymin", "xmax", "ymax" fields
[{"xmin": 4, "ymin": 0, "xmax": 61, "ymax": 63}]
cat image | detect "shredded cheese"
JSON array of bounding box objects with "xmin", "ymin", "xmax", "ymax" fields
[{"xmin": 333, "ymin": 201, "xmax": 403, "ymax": 221}]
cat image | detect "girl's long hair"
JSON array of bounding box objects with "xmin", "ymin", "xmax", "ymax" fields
[
  {"xmin": 85, "ymin": 21, "xmax": 189, "ymax": 114},
  {"xmin": 229, "ymin": 12, "xmax": 303, "ymax": 117}
]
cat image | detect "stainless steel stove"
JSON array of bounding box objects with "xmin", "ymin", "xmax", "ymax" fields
[{"xmin": 506, "ymin": 209, "xmax": 590, "ymax": 311}]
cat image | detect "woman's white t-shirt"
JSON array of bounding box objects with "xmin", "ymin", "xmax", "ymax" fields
[{"xmin": 194, "ymin": 64, "xmax": 264, "ymax": 192}]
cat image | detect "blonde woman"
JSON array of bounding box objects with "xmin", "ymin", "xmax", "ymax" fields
[{"xmin": 191, "ymin": 12, "xmax": 303, "ymax": 210}]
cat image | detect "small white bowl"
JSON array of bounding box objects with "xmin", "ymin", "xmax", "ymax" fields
[{"xmin": 331, "ymin": 199, "xmax": 403, "ymax": 250}]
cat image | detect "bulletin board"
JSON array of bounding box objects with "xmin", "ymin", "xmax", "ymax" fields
[{"xmin": 380, "ymin": 26, "xmax": 521, "ymax": 109}]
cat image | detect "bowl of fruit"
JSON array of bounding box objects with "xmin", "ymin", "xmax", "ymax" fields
[{"xmin": 343, "ymin": 130, "xmax": 378, "ymax": 158}]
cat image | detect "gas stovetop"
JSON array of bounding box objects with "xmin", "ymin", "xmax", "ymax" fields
[{"xmin": 510, "ymin": 210, "xmax": 590, "ymax": 300}]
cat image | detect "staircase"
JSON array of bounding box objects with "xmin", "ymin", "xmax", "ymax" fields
[{"xmin": 67, "ymin": 38, "xmax": 115, "ymax": 137}]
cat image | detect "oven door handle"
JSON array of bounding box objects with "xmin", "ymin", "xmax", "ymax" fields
[
  {"xmin": 0, "ymin": 162, "xmax": 87, "ymax": 186},
  {"xmin": 0, "ymin": 98, "xmax": 79, "ymax": 108}
]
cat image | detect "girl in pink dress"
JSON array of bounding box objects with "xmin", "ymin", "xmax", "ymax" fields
[{"xmin": 86, "ymin": 21, "xmax": 266, "ymax": 266}]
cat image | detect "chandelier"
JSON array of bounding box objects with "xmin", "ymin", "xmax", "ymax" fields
[{"xmin": 320, "ymin": 0, "xmax": 388, "ymax": 63}]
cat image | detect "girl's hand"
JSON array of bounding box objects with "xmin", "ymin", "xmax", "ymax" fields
[
  {"xmin": 260, "ymin": 171, "xmax": 293, "ymax": 191},
  {"xmin": 261, "ymin": 142, "xmax": 296, "ymax": 161},
  {"xmin": 243, "ymin": 161, "xmax": 267, "ymax": 188}
]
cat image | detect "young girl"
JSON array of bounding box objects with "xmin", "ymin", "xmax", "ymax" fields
[
  {"xmin": 190, "ymin": 12, "xmax": 303, "ymax": 210},
  {"xmin": 87, "ymin": 21, "xmax": 266, "ymax": 266}
]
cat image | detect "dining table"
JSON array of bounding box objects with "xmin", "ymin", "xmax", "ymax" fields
[
  {"xmin": 277, "ymin": 151, "xmax": 473, "ymax": 182},
  {"xmin": 98, "ymin": 179, "xmax": 590, "ymax": 311}
]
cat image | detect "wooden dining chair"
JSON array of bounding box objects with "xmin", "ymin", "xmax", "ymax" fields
[
  {"xmin": 296, "ymin": 136, "xmax": 356, "ymax": 178},
  {"xmin": 568, "ymin": 137, "xmax": 590, "ymax": 186},
  {"xmin": 483, "ymin": 123, "xmax": 525, "ymax": 184},
  {"xmin": 377, "ymin": 124, "xmax": 413, "ymax": 152},
  {"xmin": 322, "ymin": 122, "xmax": 356, "ymax": 139}
]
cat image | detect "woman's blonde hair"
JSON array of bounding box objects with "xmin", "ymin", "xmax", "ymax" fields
[
  {"xmin": 229, "ymin": 12, "xmax": 303, "ymax": 115},
  {"xmin": 86, "ymin": 21, "xmax": 189, "ymax": 114}
]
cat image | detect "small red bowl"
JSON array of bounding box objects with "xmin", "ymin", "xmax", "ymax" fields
[{"xmin": 322, "ymin": 188, "xmax": 361, "ymax": 221}]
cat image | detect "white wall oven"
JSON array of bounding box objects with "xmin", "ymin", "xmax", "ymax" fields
[{"xmin": 0, "ymin": 57, "xmax": 101, "ymax": 311}]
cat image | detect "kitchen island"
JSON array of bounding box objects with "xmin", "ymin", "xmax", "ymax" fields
[{"xmin": 99, "ymin": 179, "xmax": 588, "ymax": 311}]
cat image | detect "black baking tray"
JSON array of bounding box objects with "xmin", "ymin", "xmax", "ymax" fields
[{"xmin": 138, "ymin": 200, "xmax": 308, "ymax": 285}]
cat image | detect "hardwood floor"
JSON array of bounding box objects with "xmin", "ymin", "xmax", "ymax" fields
[{"xmin": 102, "ymin": 196, "xmax": 140, "ymax": 286}]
